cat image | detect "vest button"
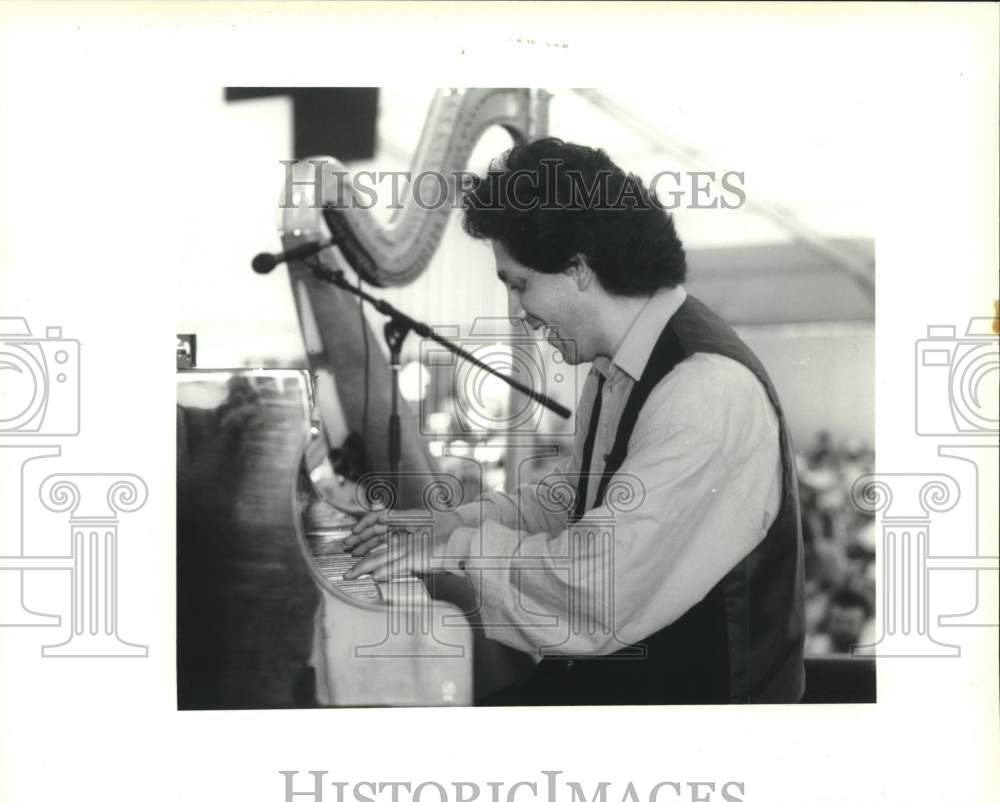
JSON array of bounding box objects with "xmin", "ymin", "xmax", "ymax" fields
[
  {"xmin": 565, "ymin": 660, "xmax": 575, "ymax": 670},
  {"xmin": 603, "ymin": 453, "xmax": 610, "ymax": 462}
]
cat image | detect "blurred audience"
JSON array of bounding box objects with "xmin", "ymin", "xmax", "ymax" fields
[
  {"xmin": 807, "ymin": 587, "xmax": 875, "ymax": 655},
  {"xmin": 798, "ymin": 430, "xmax": 877, "ymax": 655}
]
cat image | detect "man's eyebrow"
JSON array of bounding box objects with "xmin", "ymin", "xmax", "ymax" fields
[{"xmin": 496, "ymin": 270, "xmax": 509, "ymax": 284}]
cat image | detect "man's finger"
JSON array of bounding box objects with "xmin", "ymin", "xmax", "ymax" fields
[
  {"xmin": 368, "ymin": 544, "xmax": 423, "ymax": 581},
  {"xmin": 350, "ymin": 510, "xmax": 383, "ymax": 535},
  {"xmin": 343, "ymin": 522, "xmax": 388, "ymax": 547},
  {"xmin": 371, "ymin": 558, "xmax": 415, "ymax": 582},
  {"xmin": 344, "ymin": 545, "xmax": 396, "ymax": 580},
  {"xmin": 345, "ymin": 533, "xmax": 419, "ymax": 579},
  {"xmin": 350, "ymin": 534, "xmax": 386, "ymax": 556}
]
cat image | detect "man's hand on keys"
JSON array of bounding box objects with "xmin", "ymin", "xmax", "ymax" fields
[{"xmin": 342, "ymin": 508, "xmax": 462, "ymax": 581}]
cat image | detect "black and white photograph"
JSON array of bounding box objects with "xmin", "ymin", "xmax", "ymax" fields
[
  {"xmin": 176, "ymin": 87, "xmax": 877, "ymax": 708},
  {"xmin": 1, "ymin": 4, "xmax": 997, "ymax": 802}
]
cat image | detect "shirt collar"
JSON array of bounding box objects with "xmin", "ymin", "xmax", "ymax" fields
[{"xmin": 593, "ymin": 285, "xmax": 688, "ymax": 381}]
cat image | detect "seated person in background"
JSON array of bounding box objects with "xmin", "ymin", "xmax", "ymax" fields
[{"xmin": 806, "ymin": 587, "xmax": 874, "ymax": 655}]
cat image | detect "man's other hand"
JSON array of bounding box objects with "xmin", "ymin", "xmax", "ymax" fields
[
  {"xmin": 343, "ymin": 529, "xmax": 442, "ymax": 581},
  {"xmin": 342, "ymin": 507, "xmax": 402, "ymax": 557},
  {"xmin": 343, "ymin": 508, "xmax": 463, "ymax": 557}
]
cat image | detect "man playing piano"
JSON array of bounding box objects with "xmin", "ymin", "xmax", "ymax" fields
[{"xmin": 344, "ymin": 138, "xmax": 806, "ymax": 705}]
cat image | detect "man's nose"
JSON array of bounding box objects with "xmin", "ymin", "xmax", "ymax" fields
[{"xmin": 506, "ymin": 289, "xmax": 543, "ymax": 330}]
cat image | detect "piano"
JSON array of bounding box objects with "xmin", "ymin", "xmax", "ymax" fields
[
  {"xmin": 177, "ymin": 90, "xmax": 549, "ymax": 708},
  {"xmin": 177, "ymin": 368, "xmax": 533, "ymax": 708}
]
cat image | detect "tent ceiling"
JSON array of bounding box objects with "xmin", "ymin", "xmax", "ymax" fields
[{"xmin": 361, "ymin": 87, "xmax": 878, "ymax": 324}]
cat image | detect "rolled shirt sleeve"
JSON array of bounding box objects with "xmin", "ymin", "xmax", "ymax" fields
[
  {"xmin": 443, "ymin": 354, "xmax": 783, "ymax": 658},
  {"xmin": 442, "ymin": 452, "xmax": 577, "ymax": 535}
]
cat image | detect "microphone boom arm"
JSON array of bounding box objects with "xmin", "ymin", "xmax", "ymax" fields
[{"xmin": 306, "ymin": 263, "xmax": 571, "ymax": 420}]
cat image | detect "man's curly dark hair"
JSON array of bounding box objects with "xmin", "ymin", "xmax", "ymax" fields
[{"xmin": 462, "ymin": 137, "xmax": 686, "ymax": 296}]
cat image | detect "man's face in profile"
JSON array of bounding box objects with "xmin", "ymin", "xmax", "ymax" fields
[{"xmin": 492, "ymin": 241, "xmax": 591, "ymax": 365}]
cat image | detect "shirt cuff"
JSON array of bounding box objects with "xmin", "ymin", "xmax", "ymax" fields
[
  {"xmin": 443, "ymin": 525, "xmax": 474, "ymax": 575},
  {"xmin": 442, "ymin": 520, "xmax": 521, "ymax": 610}
]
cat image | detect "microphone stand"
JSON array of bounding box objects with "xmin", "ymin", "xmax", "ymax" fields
[
  {"xmin": 382, "ymin": 317, "xmax": 409, "ymax": 497},
  {"xmin": 300, "ymin": 261, "xmax": 572, "ymax": 497}
]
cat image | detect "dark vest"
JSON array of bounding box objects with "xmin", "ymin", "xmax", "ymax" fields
[{"xmin": 489, "ymin": 294, "xmax": 806, "ymax": 705}]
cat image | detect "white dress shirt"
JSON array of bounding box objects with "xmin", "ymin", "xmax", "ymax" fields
[{"xmin": 444, "ymin": 285, "xmax": 783, "ymax": 657}]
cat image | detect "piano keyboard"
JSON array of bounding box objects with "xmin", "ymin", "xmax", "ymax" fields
[
  {"xmin": 306, "ymin": 529, "xmax": 381, "ymax": 602},
  {"xmin": 306, "ymin": 529, "xmax": 429, "ymax": 605}
]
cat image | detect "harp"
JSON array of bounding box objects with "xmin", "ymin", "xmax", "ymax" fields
[
  {"xmin": 276, "ymin": 88, "xmax": 550, "ymax": 704},
  {"xmin": 279, "ymin": 88, "xmax": 550, "ymax": 501}
]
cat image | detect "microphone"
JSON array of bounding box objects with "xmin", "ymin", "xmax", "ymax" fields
[{"xmin": 251, "ymin": 238, "xmax": 336, "ymax": 274}]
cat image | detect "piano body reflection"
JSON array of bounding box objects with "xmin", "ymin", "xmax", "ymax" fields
[{"xmin": 178, "ymin": 369, "xmax": 535, "ymax": 709}]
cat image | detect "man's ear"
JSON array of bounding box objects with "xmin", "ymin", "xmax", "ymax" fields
[{"xmin": 566, "ymin": 253, "xmax": 594, "ymax": 290}]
